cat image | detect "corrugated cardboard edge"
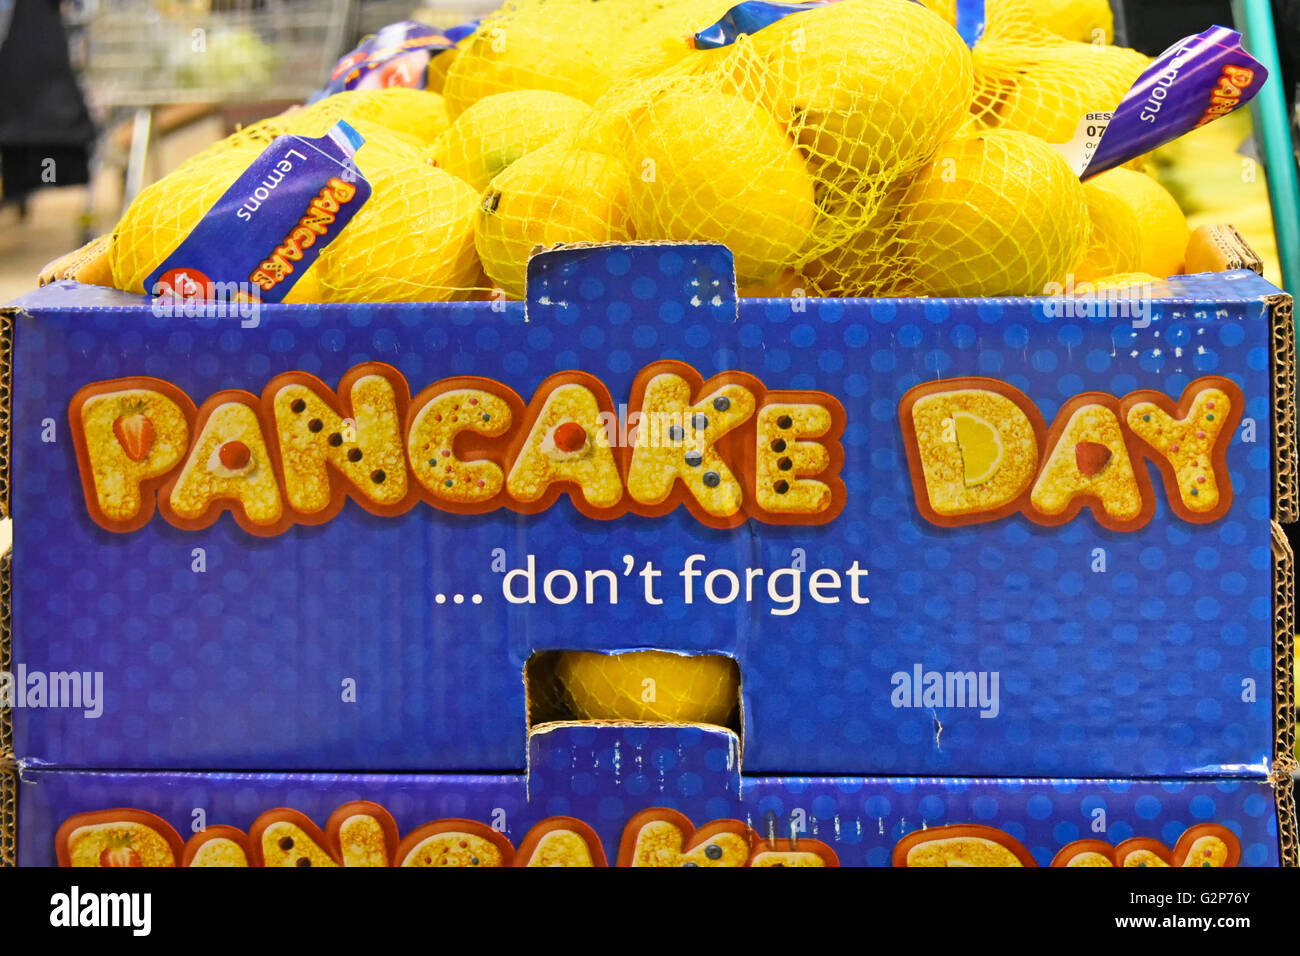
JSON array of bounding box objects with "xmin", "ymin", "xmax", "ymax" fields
[
  {"xmin": 37, "ymin": 234, "xmax": 112, "ymax": 289},
  {"xmin": 0, "ymin": 308, "xmax": 10, "ymax": 518},
  {"xmin": 1, "ymin": 310, "xmax": 13, "ymax": 867},
  {"xmin": 1186, "ymin": 223, "xmax": 1265, "ymax": 276},
  {"xmin": 0, "ymin": 760, "xmax": 14, "ymax": 868},
  {"xmin": 1, "ymin": 550, "xmax": 10, "ymax": 761},
  {"xmin": 1, "ymin": 310, "xmax": 11, "ymax": 763},
  {"xmin": 1272, "ymin": 522, "xmax": 1298, "ymax": 867},
  {"xmin": 1271, "ymin": 294, "xmax": 1298, "ymax": 523},
  {"xmin": 1277, "ymin": 764, "xmax": 1299, "ymax": 867}
]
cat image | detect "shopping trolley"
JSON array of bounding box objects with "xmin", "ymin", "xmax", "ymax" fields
[{"xmin": 75, "ymin": 0, "xmax": 353, "ymax": 207}]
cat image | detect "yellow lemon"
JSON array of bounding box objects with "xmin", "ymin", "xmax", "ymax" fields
[
  {"xmin": 896, "ymin": 129, "xmax": 1090, "ymax": 297},
  {"xmin": 953, "ymin": 412, "xmax": 1004, "ymax": 486},
  {"xmin": 624, "ymin": 87, "xmax": 816, "ymax": 284},
  {"xmin": 750, "ymin": 0, "xmax": 973, "ymax": 180},
  {"xmin": 555, "ymin": 651, "xmax": 739, "ymax": 726},
  {"xmin": 1085, "ymin": 167, "xmax": 1191, "ymax": 278},
  {"xmin": 441, "ymin": 6, "xmax": 612, "ymax": 118},
  {"xmin": 288, "ymin": 88, "xmax": 451, "ymax": 144},
  {"xmin": 433, "ymin": 89, "xmax": 590, "ymax": 192},
  {"xmin": 108, "ymin": 120, "xmax": 478, "ymax": 303},
  {"xmin": 441, "ymin": 0, "xmax": 741, "ymax": 118},
  {"xmin": 1076, "ymin": 174, "xmax": 1146, "ymax": 282},
  {"xmin": 312, "ymin": 162, "xmax": 479, "ymax": 303},
  {"xmin": 475, "ymin": 144, "xmax": 632, "ymax": 299}
]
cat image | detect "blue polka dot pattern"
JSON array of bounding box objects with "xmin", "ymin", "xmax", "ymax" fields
[
  {"xmin": 7, "ymin": 253, "xmax": 1279, "ymax": 780},
  {"xmin": 13, "ymin": 724, "xmax": 1282, "ymax": 866}
]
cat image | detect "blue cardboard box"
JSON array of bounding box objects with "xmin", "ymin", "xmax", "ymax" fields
[
  {"xmin": 1, "ymin": 243, "xmax": 1296, "ymax": 866},
  {"xmin": 8, "ymin": 725, "xmax": 1290, "ymax": 867}
]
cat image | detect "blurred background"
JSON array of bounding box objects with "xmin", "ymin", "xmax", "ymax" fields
[
  {"xmin": 0, "ymin": 0, "xmax": 497, "ymax": 300},
  {"xmin": 0, "ymin": 0, "xmax": 1297, "ymax": 301}
]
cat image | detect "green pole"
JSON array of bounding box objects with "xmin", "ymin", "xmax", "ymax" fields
[{"xmin": 1230, "ymin": 0, "xmax": 1300, "ymax": 306}]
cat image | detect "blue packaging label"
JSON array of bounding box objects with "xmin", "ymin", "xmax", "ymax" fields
[
  {"xmin": 1084, "ymin": 27, "xmax": 1268, "ymax": 178},
  {"xmin": 318, "ymin": 18, "xmax": 479, "ymax": 96},
  {"xmin": 954, "ymin": 0, "xmax": 985, "ymax": 46},
  {"xmin": 692, "ymin": 0, "xmax": 835, "ymax": 49},
  {"xmin": 145, "ymin": 122, "xmax": 371, "ymax": 305},
  {"xmin": 692, "ymin": 0, "xmax": 982, "ymax": 49}
]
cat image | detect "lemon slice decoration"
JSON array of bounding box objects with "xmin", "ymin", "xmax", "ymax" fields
[{"xmin": 952, "ymin": 411, "xmax": 1004, "ymax": 487}]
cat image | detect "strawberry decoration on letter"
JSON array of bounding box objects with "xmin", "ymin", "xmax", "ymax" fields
[
  {"xmin": 99, "ymin": 834, "xmax": 143, "ymax": 867},
  {"xmin": 1074, "ymin": 441, "xmax": 1112, "ymax": 477},
  {"xmin": 113, "ymin": 399, "xmax": 155, "ymax": 462}
]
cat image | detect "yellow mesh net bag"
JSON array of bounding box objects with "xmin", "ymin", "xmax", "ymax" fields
[
  {"xmin": 986, "ymin": 0, "xmax": 1114, "ymax": 44},
  {"xmin": 294, "ymin": 88, "xmax": 452, "ymax": 145},
  {"xmin": 472, "ymin": 0, "xmax": 973, "ymax": 294},
  {"xmin": 432, "ymin": 88, "xmax": 591, "ymax": 192},
  {"xmin": 104, "ymin": 0, "xmax": 1161, "ymax": 303},
  {"xmin": 971, "ymin": 0, "xmax": 1150, "ymax": 143},
  {"xmin": 803, "ymin": 128, "xmax": 1091, "ymax": 299},
  {"xmin": 476, "ymin": 143, "xmax": 633, "ymax": 299},
  {"xmin": 790, "ymin": 0, "xmax": 1153, "ymax": 298},
  {"xmin": 108, "ymin": 119, "xmax": 479, "ymax": 303},
  {"xmin": 440, "ymin": 0, "xmax": 741, "ymax": 119}
]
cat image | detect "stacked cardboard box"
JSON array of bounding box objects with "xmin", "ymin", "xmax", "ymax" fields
[{"xmin": 1, "ymin": 239, "xmax": 1295, "ymax": 866}]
